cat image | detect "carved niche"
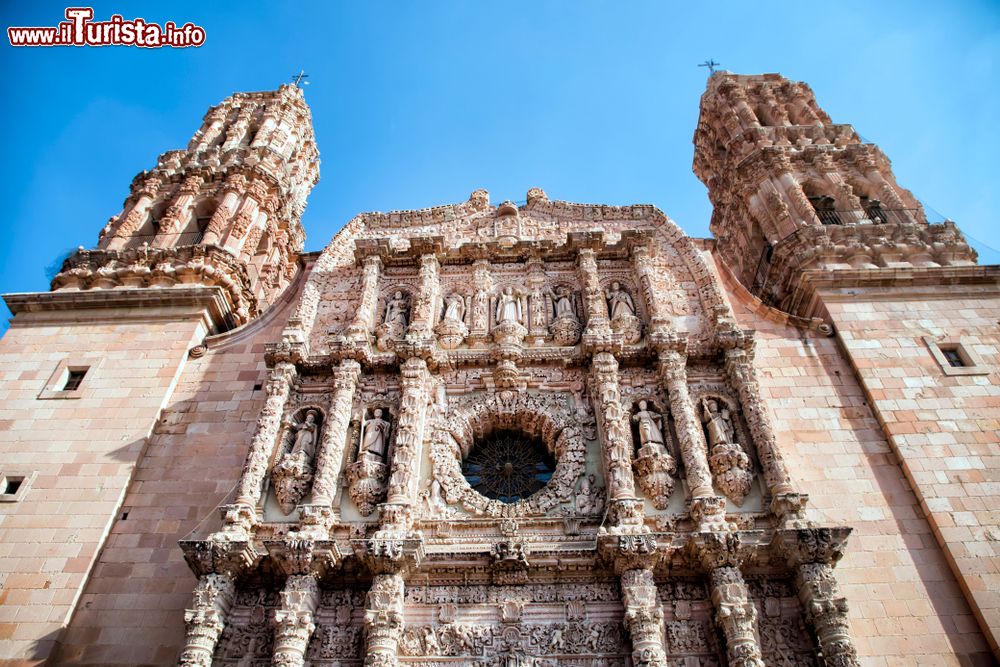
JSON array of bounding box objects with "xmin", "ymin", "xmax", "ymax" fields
[
  {"xmin": 429, "ymin": 390, "xmax": 585, "ymax": 518},
  {"xmin": 697, "ymin": 392, "xmax": 754, "ymax": 505},
  {"xmin": 604, "ymin": 279, "xmax": 642, "ymax": 344},
  {"xmin": 435, "ymin": 291, "xmax": 469, "ymax": 349},
  {"xmin": 548, "ymin": 284, "xmax": 582, "ymax": 346},
  {"xmin": 270, "ymin": 406, "xmax": 324, "ymax": 514},
  {"xmin": 345, "ymin": 405, "xmax": 393, "ymax": 516},
  {"xmin": 375, "ymin": 288, "xmax": 410, "ymax": 351},
  {"xmin": 630, "ymin": 399, "xmax": 678, "ymax": 510}
]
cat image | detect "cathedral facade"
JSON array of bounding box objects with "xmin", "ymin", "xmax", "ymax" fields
[{"xmin": 0, "ymin": 73, "xmax": 997, "ymax": 666}]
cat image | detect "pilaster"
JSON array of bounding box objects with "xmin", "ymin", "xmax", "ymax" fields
[
  {"xmin": 177, "ymin": 573, "xmax": 235, "ymax": 666},
  {"xmin": 233, "ymin": 361, "xmax": 297, "ymax": 513}
]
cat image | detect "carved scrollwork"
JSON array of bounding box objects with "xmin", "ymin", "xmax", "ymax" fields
[{"xmin": 429, "ymin": 390, "xmax": 585, "ymax": 518}]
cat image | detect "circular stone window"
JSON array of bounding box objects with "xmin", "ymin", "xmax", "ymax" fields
[{"xmin": 461, "ymin": 430, "xmax": 556, "ymax": 503}]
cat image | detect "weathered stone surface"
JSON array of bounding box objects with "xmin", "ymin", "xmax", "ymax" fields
[{"xmin": 0, "ymin": 72, "xmax": 995, "ymax": 667}]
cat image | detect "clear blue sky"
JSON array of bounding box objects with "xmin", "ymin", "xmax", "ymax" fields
[{"xmin": 2, "ymin": 1, "xmax": 998, "ymax": 331}]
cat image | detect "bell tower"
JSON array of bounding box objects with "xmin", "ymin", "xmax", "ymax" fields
[
  {"xmin": 693, "ymin": 72, "xmax": 976, "ymax": 315},
  {"xmin": 54, "ymin": 83, "xmax": 320, "ymax": 330}
]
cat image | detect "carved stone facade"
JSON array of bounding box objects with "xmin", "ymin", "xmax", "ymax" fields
[{"xmin": 1, "ymin": 73, "xmax": 997, "ymax": 667}]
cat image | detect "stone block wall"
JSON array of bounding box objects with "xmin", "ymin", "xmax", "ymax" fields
[{"xmin": 0, "ymin": 304, "xmax": 209, "ymax": 666}]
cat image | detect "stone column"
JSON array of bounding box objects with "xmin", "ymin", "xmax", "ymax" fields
[
  {"xmin": 272, "ymin": 575, "xmax": 320, "ymax": 667},
  {"xmin": 152, "ymin": 175, "xmax": 203, "ymax": 247},
  {"xmin": 107, "ymin": 178, "xmax": 161, "ymax": 249},
  {"xmin": 347, "ymin": 255, "xmax": 383, "ymax": 342},
  {"xmin": 630, "ymin": 244, "xmax": 668, "ymax": 331},
  {"xmin": 407, "ymin": 253, "xmax": 440, "ymax": 341},
  {"xmin": 620, "ymin": 568, "xmax": 668, "ymax": 667},
  {"xmin": 177, "ymin": 573, "xmax": 235, "ymax": 666},
  {"xmin": 233, "ymin": 362, "xmax": 297, "ymax": 509},
  {"xmin": 201, "ymin": 174, "xmax": 245, "ymax": 245},
  {"xmin": 384, "ymin": 358, "xmax": 430, "ymax": 508},
  {"xmin": 656, "ymin": 348, "xmax": 715, "ymax": 502},
  {"xmin": 795, "ymin": 562, "xmax": 859, "ymax": 666},
  {"xmin": 363, "ymin": 572, "xmax": 405, "ymax": 667},
  {"xmin": 577, "ymin": 248, "xmax": 611, "ymax": 336},
  {"xmin": 723, "ymin": 346, "xmax": 794, "ymax": 497},
  {"xmin": 310, "ymin": 359, "xmax": 362, "ymax": 506},
  {"xmin": 709, "ymin": 565, "xmax": 765, "ymax": 667},
  {"xmin": 589, "ymin": 351, "xmax": 643, "ymax": 529}
]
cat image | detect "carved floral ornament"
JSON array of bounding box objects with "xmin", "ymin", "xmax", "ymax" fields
[{"xmin": 429, "ymin": 390, "xmax": 585, "ymax": 518}]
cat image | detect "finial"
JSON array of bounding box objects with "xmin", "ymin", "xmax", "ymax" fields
[
  {"xmin": 698, "ymin": 59, "xmax": 721, "ymax": 75},
  {"xmin": 290, "ymin": 70, "xmax": 310, "ymax": 87}
]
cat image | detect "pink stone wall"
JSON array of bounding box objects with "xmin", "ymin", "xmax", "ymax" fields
[
  {"xmin": 721, "ymin": 268, "xmax": 995, "ymax": 664},
  {"xmin": 0, "ymin": 311, "xmax": 208, "ymax": 666},
  {"xmin": 821, "ymin": 288, "xmax": 1000, "ymax": 660},
  {"xmin": 47, "ymin": 272, "xmax": 308, "ymax": 665}
]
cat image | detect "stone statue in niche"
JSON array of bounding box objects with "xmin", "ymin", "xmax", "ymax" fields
[
  {"xmin": 436, "ymin": 292, "xmax": 469, "ymax": 349},
  {"xmin": 549, "ymin": 285, "xmax": 582, "ymax": 346},
  {"xmin": 606, "ymin": 281, "xmax": 642, "ymax": 343},
  {"xmin": 492, "ymin": 287, "xmax": 527, "ymax": 345},
  {"xmin": 630, "ymin": 401, "xmax": 677, "ymax": 510},
  {"xmin": 270, "ymin": 408, "xmax": 323, "ymax": 514},
  {"xmin": 495, "ymin": 287, "xmax": 523, "ymax": 325},
  {"xmin": 702, "ymin": 397, "xmax": 753, "ymax": 505},
  {"xmin": 346, "ymin": 407, "xmax": 391, "ymax": 516},
  {"xmin": 375, "ymin": 290, "xmax": 409, "ymax": 350},
  {"xmin": 632, "ymin": 400, "xmax": 666, "ymax": 452}
]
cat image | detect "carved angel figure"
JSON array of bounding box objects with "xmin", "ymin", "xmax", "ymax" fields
[
  {"xmin": 289, "ymin": 409, "xmax": 319, "ymax": 461},
  {"xmin": 383, "ymin": 291, "xmax": 409, "ymax": 328},
  {"xmin": 605, "ymin": 281, "xmax": 636, "ymax": 320},
  {"xmin": 632, "ymin": 401, "xmax": 665, "ymax": 449},
  {"xmin": 702, "ymin": 398, "xmax": 735, "ymax": 447},
  {"xmin": 495, "ymin": 287, "xmax": 522, "ymax": 325},
  {"xmin": 361, "ymin": 408, "xmax": 391, "ymax": 462},
  {"xmin": 442, "ymin": 293, "xmax": 465, "ymax": 323}
]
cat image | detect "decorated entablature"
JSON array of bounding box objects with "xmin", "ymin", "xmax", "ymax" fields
[{"xmin": 177, "ymin": 187, "xmax": 859, "ymax": 667}]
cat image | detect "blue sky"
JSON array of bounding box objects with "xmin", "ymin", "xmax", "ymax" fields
[{"xmin": 1, "ymin": 1, "xmax": 998, "ymax": 331}]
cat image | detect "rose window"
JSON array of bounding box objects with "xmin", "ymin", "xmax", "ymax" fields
[{"xmin": 461, "ymin": 430, "xmax": 555, "ymax": 503}]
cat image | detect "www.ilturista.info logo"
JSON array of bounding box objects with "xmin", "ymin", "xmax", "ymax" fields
[{"xmin": 8, "ymin": 7, "xmax": 205, "ymax": 47}]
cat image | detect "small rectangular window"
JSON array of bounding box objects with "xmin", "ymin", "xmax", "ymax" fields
[
  {"xmin": 2, "ymin": 477, "xmax": 23, "ymax": 495},
  {"xmin": 941, "ymin": 347, "xmax": 966, "ymax": 368},
  {"xmin": 62, "ymin": 369, "xmax": 88, "ymax": 391}
]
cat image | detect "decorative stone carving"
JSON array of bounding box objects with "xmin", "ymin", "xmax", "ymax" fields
[
  {"xmin": 178, "ymin": 573, "xmax": 235, "ymax": 666},
  {"xmin": 631, "ymin": 400, "xmax": 677, "ymax": 510},
  {"xmin": 376, "ymin": 290, "xmax": 410, "ymax": 351},
  {"xmin": 606, "ymin": 280, "xmax": 642, "ymax": 344},
  {"xmin": 574, "ymin": 473, "xmax": 606, "ymax": 515},
  {"xmin": 589, "ymin": 353, "xmax": 639, "ymax": 506},
  {"xmin": 272, "ymin": 575, "xmax": 320, "ymax": 667},
  {"xmin": 363, "ymin": 572, "xmax": 405, "ymax": 667},
  {"xmin": 309, "ymin": 360, "xmax": 361, "ymax": 507},
  {"xmin": 429, "ymin": 390, "xmax": 585, "ymax": 518},
  {"xmin": 270, "ymin": 408, "xmax": 323, "ymax": 514},
  {"xmin": 701, "ymin": 396, "xmax": 753, "ymax": 506},
  {"xmin": 347, "ymin": 407, "xmax": 392, "ymax": 516},
  {"xmin": 549, "ymin": 285, "xmax": 582, "ymax": 345},
  {"xmin": 233, "ymin": 362, "xmax": 296, "ymax": 514},
  {"xmin": 656, "ymin": 348, "xmax": 718, "ymax": 511},
  {"xmin": 347, "ymin": 255, "xmax": 383, "ymax": 342},
  {"xmin": 435, "ymin": 292, "xmax": 468, "ymax": 349},
  {"xmin": 620, "ymin": 568, "xmax": 668, "ymax": 667}
]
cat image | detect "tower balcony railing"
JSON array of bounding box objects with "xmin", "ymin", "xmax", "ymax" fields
[{"xmin": 812, "ymin": 207, "xmax": 921, "ymax": 226}]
